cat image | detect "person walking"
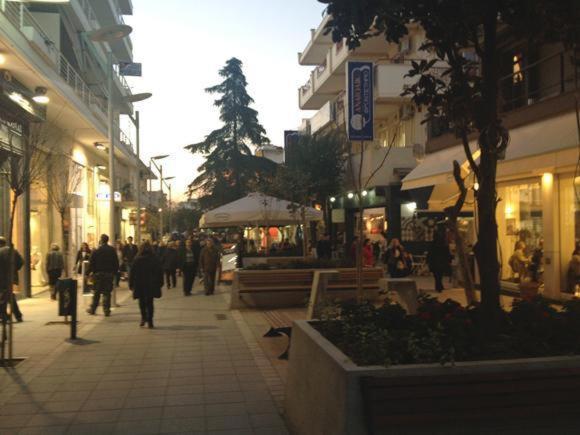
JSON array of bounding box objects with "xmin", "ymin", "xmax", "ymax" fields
[
  {"xmin": 122, "ymin": 236, "xmax": 138, "ymax": 277},
  {"xmin": 129, "ymin": 241, "xmax": 163, "ymax": 328},
  {"xmin": 180, "ymin": 239, "xmax": 198, "ymax": 296},
  {"xmin": 427, "ymin": 229, "xmax": 453, "ymax": 292},
  {"xmin": 115, "ymin": 240, "xmax": 124, "ymax": 287},
  {"xmin": 162, "ymin": 241, "xmax": 178, "ymax": 289},
  {"xmin": 200, "ymin": 238, "xmax": 220, "ymax": 295},
  {"xmin": 316, "ymin": 234, "xmax": 332, "ymax": 260},
  {"xmin": 362, "ymin": 239, "xmax": 374, "ymax": 267},
  {"xmin": 0, "ymin": 237, "xmax": 24, "ymax": 322},
  {"xmin": 75, "ymin": 242, "xmax": 92, "ymax": 293},
  {"xmin": 45, "ymin": 244, "xmax": 65, "ymax": 300},
  {"xmin": 87, "ymin": 234, "xmax": 119, "ymax": 317}
]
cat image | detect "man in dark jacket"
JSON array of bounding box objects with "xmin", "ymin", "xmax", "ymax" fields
[
  {"xmin": 87, "ymin": 234, "xmax": 119, "ymax": 316},
  {"xmin": 129, "ymin": 241, "xmax": 163, "ymax": 328},
  {"xmin": 0, "ymin": 237, "xmax": 24, "ymax": 322},
  {"xmin": 316, "ymin": 234, "xmax": 332, "ymax": 260},
  {"xmin": 200, "ymin": 238, "xmax": 220, "ymax": 295},
  {"xmin": 162, "ymin": 242, "xmax": 178, "ymax": 289},
  {"xmin": 179, "ymin": 239, "xmax": 198, "ymax": 296},
  {"xmin": 122, "ymin": 236, "xmax": 138, "ymax": 276}
]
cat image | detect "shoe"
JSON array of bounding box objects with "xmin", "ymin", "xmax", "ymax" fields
[
  {"xmin": 15, "ymin": 317, "xmax": 22, "ymax": 323},
  {"xmin": 147, "ymin": 322, "xmax": 154, "ymax": 329},
  {"xmin": 86, "ymin": 309, "xmax": 95, "ymax": 315},
  {"xmin": 140, "ymin": 320, "xmax": 145, "ymax": 327},
  {"xmin": 104, "ymin": 312, "xmax": 111, "ymax": 317}
]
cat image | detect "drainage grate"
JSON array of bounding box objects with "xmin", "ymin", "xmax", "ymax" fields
[{"xmin": 215, "ymin": 314, "xmax": 228, "ymax": 321}]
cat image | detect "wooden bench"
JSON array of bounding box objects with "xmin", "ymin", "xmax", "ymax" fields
[
  {"xmin": 262, "ymin": 310, "xmax": 294, "ymax": 360},
  {"xmin": 360, "ymin": 368, "xmax": 580, "ymax": 434}
]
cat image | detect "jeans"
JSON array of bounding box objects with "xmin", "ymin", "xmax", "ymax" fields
[
  {"xmin": 203, "ymin": 269, "xmax": 217, "ymax": 295},
  {"xmin": 0, "ymin": 292, "xmax": 22, "ymax": 321},
  {"xmin": 433, "ymin": 271, "xmax": 444, "ymax": 292},
  {"xmin": 90, "ymin": 272, "xmax": 114, "ymax": 314},
  {"xmin": 164, "ymin": 269, "xmax": 177, "ymax": 288},
  {"xmin": 138, "ymin": 296, "xmax": 154, "ymax": 325},
  {"xmin": 182, "ymin": 262, "xmax": 197, "ymax": 295}
]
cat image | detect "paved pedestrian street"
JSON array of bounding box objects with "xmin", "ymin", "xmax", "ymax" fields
[{"xmin": 0, "ymin": 281, "xmax": 289, "ymax": 435}]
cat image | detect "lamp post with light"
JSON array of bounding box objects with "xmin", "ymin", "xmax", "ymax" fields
[{"xmin": 149, "ymin": 155, "xmax": 169, "ymax": 239}]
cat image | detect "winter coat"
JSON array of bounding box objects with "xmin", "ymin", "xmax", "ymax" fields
[
  {"xmin": 200, "ymin": 245, "xmax": 220, "ymax": 272},
  {"xmin": 122, "ymin": 244, "xmax": 138, "ymax": 265},
  {"xmin": 427, "ymin": 241, "xmax": 453, "ymax": 275},
  {"xmin": 363, "ymin": 245, "xmax": 374, "ymax": 267},
  {"xmin": 76, "ymin": 249, "xmax": 92, "ymax": 274},
  {"xmin": 162, "ymin": 248, "xmax": 179, "ymax": 271},
  {"xmin": 0, "ymin": 246, "xmax": 24, "ymax": 290},
  {"xmin": 89, "ymin": 244, "xmax": 119, "ymax": 274},
  {"xmin": 129, "ymin": 252, "xmax": 163, "ymax": 299},
  {"xmin": 178, "ymin": 247, "xmax": 198, "ymax": 267},
  {"xmin": 45, "ymin": 251, "xmax": 65, "ymax": 272}
]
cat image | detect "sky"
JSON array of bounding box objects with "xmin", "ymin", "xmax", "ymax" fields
[{"xmin": 123, "ymin": 0, "xmax": 326, "ymax": 201}]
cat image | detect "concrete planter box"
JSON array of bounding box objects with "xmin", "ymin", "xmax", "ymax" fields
[{"xmin": 285, "ymin": 320, "xmax": 580, "ymax": 435}]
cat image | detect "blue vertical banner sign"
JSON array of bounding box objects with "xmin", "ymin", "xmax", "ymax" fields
[{"xmin": 346, "ymin": 61, "xmax": 374, "ymax": 141}]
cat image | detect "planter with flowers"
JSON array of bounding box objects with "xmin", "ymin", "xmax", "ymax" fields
[{"xmin": 285, "ymin": 296, "xmax": 580, "ymax": 435}]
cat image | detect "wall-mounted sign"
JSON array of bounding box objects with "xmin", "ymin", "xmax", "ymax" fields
[
  {"xmin": 96, "ymin": 191, "xmax": 122, "ymax": 202},
  {"xmin": 119, "ymin": 62, "xmax": 142, "ymax": 77},
  {"xmin": 346, "ymin": 61, "xmax": 374, "ymax": 141}
]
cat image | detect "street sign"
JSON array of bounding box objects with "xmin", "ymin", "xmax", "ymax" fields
[
  {"xmin": 119, "ymin": 62, "xmax": 142, "ymax": 77},
  {"xmin": 346, "ymin": 61, "xmax": 374, "ymax": 141}
]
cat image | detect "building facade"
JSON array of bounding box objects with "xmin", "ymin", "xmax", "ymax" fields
[
  {"xmin": 297, "ymin": 16, "xmax": 433, "ymax": 246},
  {"xmin": 402, "ymin": 41, "xmax": 579, "ymax": 299},
  {"xmin": 0, "ymin": 0, "xmax": 146, "ymax": 297}
]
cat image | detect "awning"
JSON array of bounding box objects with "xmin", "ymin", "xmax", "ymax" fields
[
  {"xmin": 402, "ymin": 111, "xmax": 578, "ymax": 190},
  {"xmin": 199, "ymin": 192, "xmax": 323, "ymax": 228}
]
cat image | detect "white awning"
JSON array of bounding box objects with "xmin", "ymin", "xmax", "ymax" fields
[
  {"xmin": 199, "ymin": 193, "xmax": 323, "ymax": 228},
  {"xmin": 402, "ymin": 111, "xmax": 579, "ymax": 190}
]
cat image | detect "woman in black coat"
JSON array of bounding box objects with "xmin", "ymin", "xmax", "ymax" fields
[
  {"xmin": 129, "ymin": 241, "xmax": 164, "ymax": 328},
  {"xmin": 427, "ymin": 229, "xmax": 453, "ymax": 292}
]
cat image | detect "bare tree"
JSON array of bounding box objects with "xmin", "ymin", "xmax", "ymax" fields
[
  {"xmin": 45, "ymin": 146, "xmax": 83, "ymax": 276},
  {"xmin": 1, "ymin": 123, "xmax": 48, "ymax": 363}
]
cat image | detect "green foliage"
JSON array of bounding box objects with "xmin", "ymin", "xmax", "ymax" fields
[
  {"xmin": 171, "ymin": 207, "xmax": 202, "ymax": 233},
  {"xmin": 186, "ymin": 58, "xmax": 276, "ymax": 209},
  {"xmin": 316, "ymin": 296, "xmax": 580, "ymax": 367},
  {"xmin": 262, "ymin": 132, "xmax": 345, "ymax": 207}
]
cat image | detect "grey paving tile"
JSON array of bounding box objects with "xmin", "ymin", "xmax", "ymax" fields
[
  {"xmin": 253, "ymin": 427, "xmax": 290, "ymax": 435},
  {"xmin": 244, "ymin": 401, "xmax": 280, "ymax": 415},
  {"xmin": 49, "ymin": 391, "xmax": 91, "ymax": 403},
  {"xmin": 206, "ymin": 430, "xmax": 253, "ymax": 435},
  {"xmin": 250, "ymin": 413, "xmax": 286, "ymax": 428},
  {"xmin": 82, "ymin": 397, "xmax": 125, "ymax": 411},
  {"xmin": 162, "ymin": 405, "xmax": 204, "ymax": 419},
  {"xmin": 115, "ymin": 419, "xmax": 162, "ymax": 434},
  {"xmin": 123, "ymin": 395, "xmax": 165, "ymax": 409},
  {"xmin": 206, "ymin": 414, "xmax": 251, "ymax": 431},
  {"xmin": 203, "ymin": 383, "xmax": 241, "ymax": 394},
  {"xmin": 26, "ymin": 412, "xmax": 75, "ymax": 427},
  {"xmin": 18, "ymin": 425, "xmax": 68, "ymax": 435},
  {"xmin": 0, "ymin": 403, "xmax": 42, "ymax": 416},
  {"xmin": 204, "ymin": 402, "xmax": 246, "ymax": 417},
  {"xmin": 66, "ymin": 422, "xmax": 116, "ymax": 434},
  {"xmin": 203, "ymin": 391, "xmax": 245, "ymax": 404},
  {"xmin": 0, "ymin": 415, "xmax": 34, "ymax": 429},
  {"xmin": 159, "ymin": 417, "xmax": 205, "ymax": 434},
  {"xmin": 166, "ymin": 384, "xmax": 204, "ymax": 396},
  {"xmin": 164, "ymin": 394, "xmax": 204, "ymax": 407},
  {"xmin": 73, "ymin": 410, "xmax": 121, "ymax": 424}
]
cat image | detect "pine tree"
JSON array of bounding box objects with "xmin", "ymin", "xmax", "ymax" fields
[{"xmin": 187, "ymin": 58, "xmax": 275, "ymax": 209}]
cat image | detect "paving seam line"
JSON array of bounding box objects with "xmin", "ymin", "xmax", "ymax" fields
[
  {"xmin": 229, "ymin": 308, "xmax": 286, "ymax": 412},
  {"xmin": 0, "ymin": 290, "xmax": 133, "ymax": 404}
]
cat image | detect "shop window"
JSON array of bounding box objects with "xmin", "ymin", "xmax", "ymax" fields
[
  {"xmin": 497, "ymin": 181, "xmax": 543, "ymax": 283},
  {"xmin": 559, "ymin": 175, "xmax": 580, "ymax": 293}
]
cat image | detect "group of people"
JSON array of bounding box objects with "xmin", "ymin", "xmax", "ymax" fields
[{"xmin": 82, "ymin": 234, "xmax": 222, "ymax": 328}]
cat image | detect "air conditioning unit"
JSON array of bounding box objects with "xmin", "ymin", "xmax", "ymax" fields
[{"xmin": 399, "ymin": 104, "xmax": 415, "ymax": 120}]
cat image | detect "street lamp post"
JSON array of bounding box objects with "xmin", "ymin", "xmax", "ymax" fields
[
  {"xmin": 150, "ymin": 155, "xmax": 169, "ymax": 239},
  {"xmin": 164, "ymin": 177, "xmax": 175, "ymax": 234}
]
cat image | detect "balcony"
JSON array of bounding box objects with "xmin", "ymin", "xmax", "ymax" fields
[
  {"xmin": 310, "ymin": 100, "xmax": 334, "ymax": 134},
  {"xmin": 91, "ymin": 0, "xmax": 133, "ymax": 61},
  {"xmin": 298, "ymin": 13, "xmax": 333, "ymax": 66},
  {"xmin": 351, "ymin": 145, "xmax": 417, "ymax": 187}
]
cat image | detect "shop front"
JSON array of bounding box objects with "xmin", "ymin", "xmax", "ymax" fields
[{"xmin": 402, "ymin": 111, "xmax": 579, "ymax": 299}]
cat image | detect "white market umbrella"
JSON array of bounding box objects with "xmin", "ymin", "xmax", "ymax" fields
[{"xmin": 199, "ymin": 193, "xmax": 323, "ymax": 228}]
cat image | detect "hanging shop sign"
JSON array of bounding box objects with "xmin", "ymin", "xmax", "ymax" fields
[
  {"xmin": 346, "ymin": 61, "xmax": 374, "ymax": 141},
  {"xmin": 119, "ymin": 62, "xmax": 142, "ymax": 77}
]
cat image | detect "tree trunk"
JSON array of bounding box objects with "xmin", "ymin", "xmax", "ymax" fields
[
  {"xmin": 475, "ymin": 1, "xmax": 503, "ymax": 325},
  {"xmin": 60, "ymin": 210, "xmax": 68, "ymax": 278}
]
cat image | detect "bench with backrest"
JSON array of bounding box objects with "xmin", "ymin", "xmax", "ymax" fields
[
  {"xmin": 237, "ymin": 268, "xmax": 384, "ymax": 296},
  {"xmin": 360, "ymin": 368, "xmax": 580, "ymax": 434}
]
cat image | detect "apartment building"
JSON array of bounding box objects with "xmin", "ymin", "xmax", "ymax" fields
[
  {"xmin": 297, "ymin": 15, "xmax": 430, "ymax": 245},
  {"xmin": 0, "ymin": 0, "xmax": 146, "ymax": 296},
  {"xmin": 402, "ymin": 40, "xmax": 579, "ymax": 299}
]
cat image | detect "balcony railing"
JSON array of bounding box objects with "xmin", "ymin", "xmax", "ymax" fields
[
  {"xmin": 78, "ymin": 0, "xmax": 98, "ymax": 29},
  {"xmin": 499, "ymin": 49, "xmax": 578, "ymax": 112},
  {"xmin": 0, "ymin": 0, "xmax": 108, "ymax": 119}
]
